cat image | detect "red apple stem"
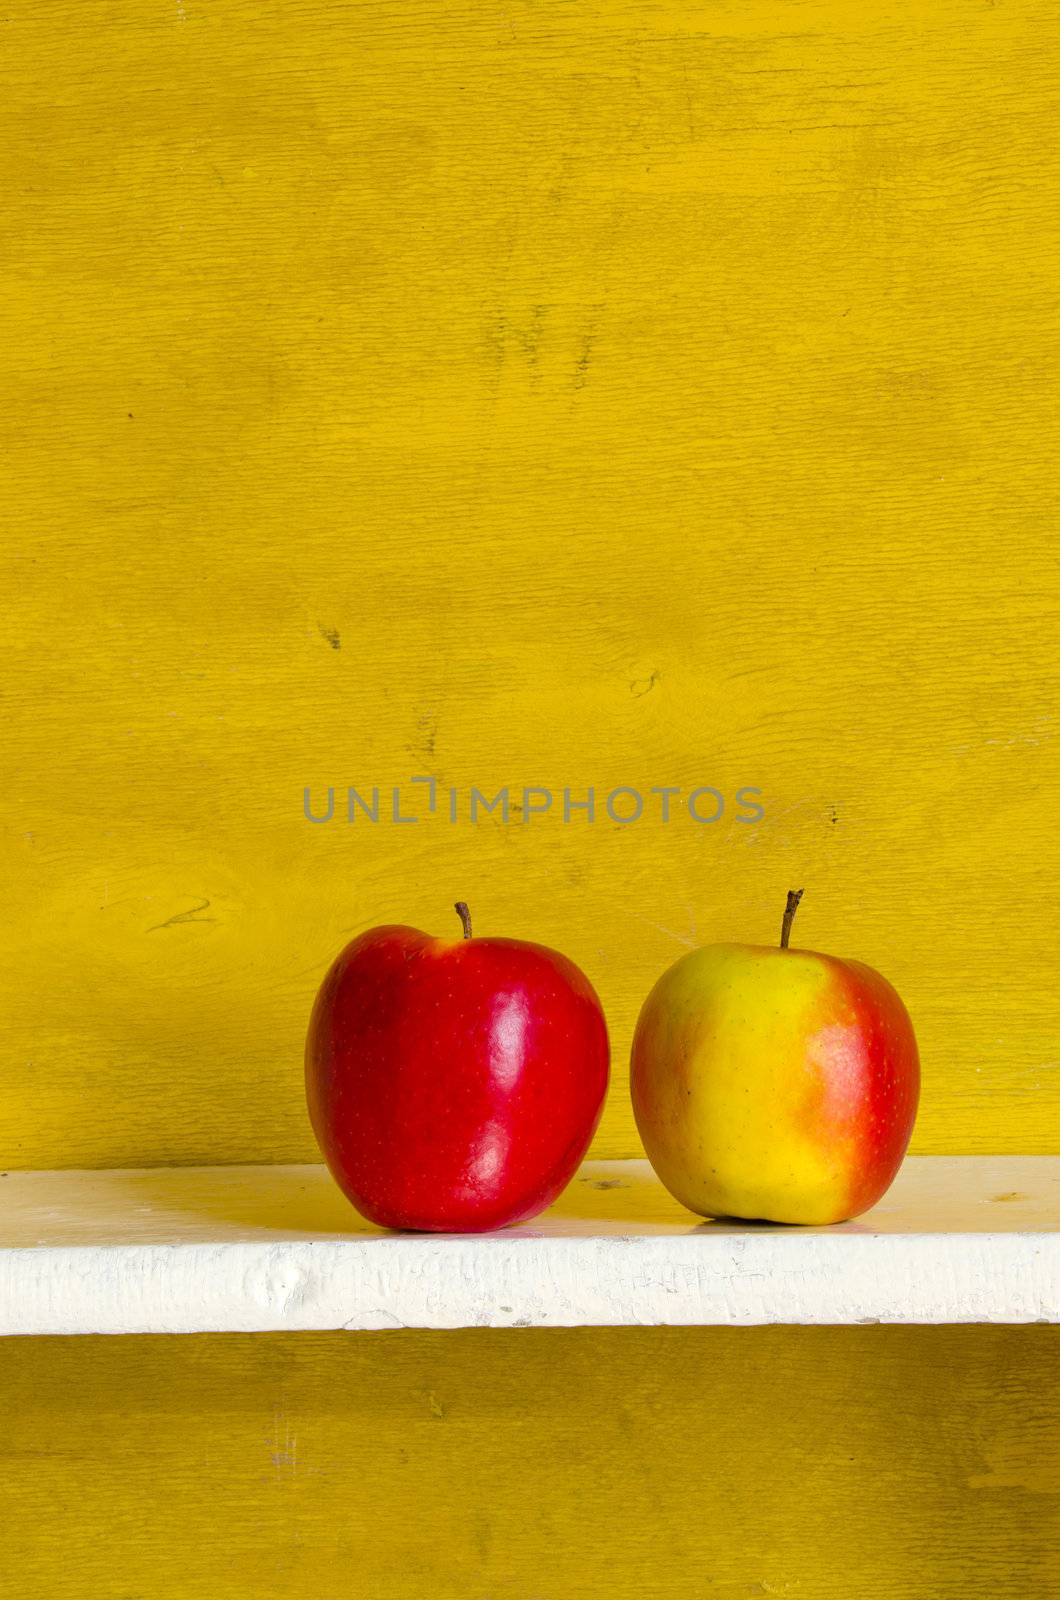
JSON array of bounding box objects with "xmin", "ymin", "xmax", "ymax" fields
[
  {"xmin": 454, "ymin": 902, "xmax": 473, "ymax": 940},
  {"xmin": 780, "ymin": 889, "xmax": 804, "ymax": 949}
]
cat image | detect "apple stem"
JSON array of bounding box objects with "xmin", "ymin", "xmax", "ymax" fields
[
  {"xmin": 780, "ymin": 889, "xmax": 804, "ymax": 949},
  {"xmin": 454, "ymin": 902, "xmax": 473, "ymax": 940}
]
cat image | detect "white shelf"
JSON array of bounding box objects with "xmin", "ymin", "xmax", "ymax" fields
[{"xmin": 0, "ymin": 1157, "xmax": 1056, "ymax": 1334}]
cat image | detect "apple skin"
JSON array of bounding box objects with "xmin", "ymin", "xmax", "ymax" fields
[
  {"xmin": 631, "ymin": 942, "xmax": 919, "ymax": 1225},
  {"xmin": 305, "ymin": 923, "xmax": 609, "ymax": 1232}
]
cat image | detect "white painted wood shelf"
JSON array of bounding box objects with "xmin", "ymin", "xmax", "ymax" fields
[{"xmin": 0, "ymin": 1157, "xmax": 1057, "ymax": 1334}]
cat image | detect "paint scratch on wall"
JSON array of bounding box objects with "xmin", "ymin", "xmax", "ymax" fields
[{"xmin": 147, "ymin": 899, "xmax": 215, "ymax": 931}]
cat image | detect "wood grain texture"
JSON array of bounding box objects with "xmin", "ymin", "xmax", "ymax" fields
[
  {"xmin": 0, "ymin": 1328, "xmax": 1056, "ymax": 1597},
  {"xmin": 2, "ymin": 0, "xmax": 1059, "ymax": 1167}
]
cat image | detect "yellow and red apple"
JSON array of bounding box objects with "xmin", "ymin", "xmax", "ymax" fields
[{"xmin": 630, "ymin": 892, "xmax": 920, "ymax": 1224}]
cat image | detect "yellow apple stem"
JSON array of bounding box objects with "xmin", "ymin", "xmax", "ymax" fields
[
  {"xmin": 780, "ymin": 888, "xmax": 804, "ymax": 949},
  {"xmin": 454, "ymin": 902, "xmax": 473, "ymax": 939}
]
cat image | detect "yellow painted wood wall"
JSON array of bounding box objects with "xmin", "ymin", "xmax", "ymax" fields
[
  {"xmin": 2, "ymin": 1, "xmax": 1058, "ymax": 1595},
  {"xmin": 3, "ymin": 0, "xmax": 1058, "ymax": 1170},
  {"xmin": 2, "ymin": 1328, "xmax": 1058, "ymax": 1598}
]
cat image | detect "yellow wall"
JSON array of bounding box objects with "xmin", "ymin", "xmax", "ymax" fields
[
  {"xmin": 2, "ymin": 5, "xmax": 1058, "ymax": 1596},
  {"xmin": 2, "ymin": 0, "xmax": 1057, "ymax": 1170},
  {"xmin": 3, "ymin": 1328, "xmax": 1058, "ymax": 1598}
]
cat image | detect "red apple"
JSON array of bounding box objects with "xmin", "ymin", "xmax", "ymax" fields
[{"xmin": 305, "ymin": 903, "xmax": 609, "ymax": 1231}]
